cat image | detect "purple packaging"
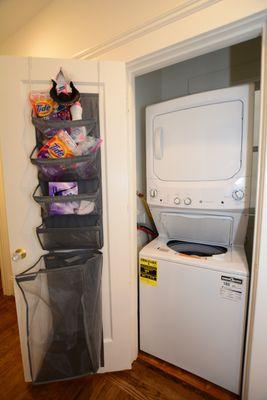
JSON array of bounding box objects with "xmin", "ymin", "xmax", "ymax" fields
[
  {"xmin": 48, "ymin": 182, "xmax": 78, "ymax": 215},
  {"xmin": 49, "ymin": 182, "xmax": 78, "ymax": 196}
]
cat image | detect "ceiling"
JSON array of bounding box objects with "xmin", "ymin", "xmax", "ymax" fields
[
  {"xmin": 0, "ymin": 0, "xmax": 186, "ymax": 57},
  {"xmin": 0, "ymin": 0, "xmax": 52, "ymax": 45}
]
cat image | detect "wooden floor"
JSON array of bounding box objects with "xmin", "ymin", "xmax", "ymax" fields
[{"xmin": 0, "ymin": 289, "xmax": 238, "ymax": 400}]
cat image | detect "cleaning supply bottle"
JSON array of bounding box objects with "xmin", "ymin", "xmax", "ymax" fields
[
  {"xmin": 70, "ymin": 101, "xmax": 83, "ymax": 120},
  {"xmin": 70, "ymin": 101, "xmax": 87, "ymax": 143}
]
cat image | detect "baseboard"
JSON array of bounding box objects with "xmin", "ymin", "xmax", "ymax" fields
[{"xmin": 138, "ymin": 351, "xmax": 239, "ymax": 400}]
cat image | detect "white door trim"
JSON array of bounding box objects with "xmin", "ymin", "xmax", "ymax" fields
[
  {"xmin": 242, "ymin": 21, "xmax": 267, "ymax": 400},
  {"xmin": 125, "ymin": 14, "xmax": 267, "ymax": 400},
  {"xmin": 127, "ymin": 10, "xmax": 266, "ymax": 76},
  {"xmin": 0, "ymin": 156, "xmax": 13, "ymax": 295}
]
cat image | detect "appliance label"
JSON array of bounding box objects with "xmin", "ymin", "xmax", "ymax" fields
[
  {"xmin": 220, "ymin": 275, "xmax": 244, "ymax": 302},
  {"xmin": 140, "ymin": 258, "xmax": 158, "ymax": 286}
]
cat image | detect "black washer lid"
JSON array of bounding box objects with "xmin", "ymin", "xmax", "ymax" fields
[{"xmin": 167, "ymin": 240, "xmax": 227, "ymax": 257}]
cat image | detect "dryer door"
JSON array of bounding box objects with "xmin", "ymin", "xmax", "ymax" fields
[{"xmin": 152, "ymin": 100, "xmax": 243, "ymax": 182}]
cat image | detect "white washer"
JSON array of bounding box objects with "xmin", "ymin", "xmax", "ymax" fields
[{"xmin": 139, "ymin": 237, "xmax": 249, "ymax": 394}]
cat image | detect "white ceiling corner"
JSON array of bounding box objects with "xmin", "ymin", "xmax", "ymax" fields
[{"xmin": 0, "ymin": 0, "xmax": 53, "ymax": 45}]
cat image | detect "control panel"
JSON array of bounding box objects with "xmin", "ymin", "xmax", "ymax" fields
[
  {"xmin": 147, "ymin": 181, "xmax": 249, "ymax": 210},
  {"xmin": 184, "ymin": 197, "xmax": 192, "ymax": 206},
  {"xmin": 232, "ymin": 189, "xmax": 245, "ymax": 201}
]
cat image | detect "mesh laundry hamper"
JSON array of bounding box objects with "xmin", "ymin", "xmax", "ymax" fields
[{"xmin": 16, "ymin": 251, "xmax": 103, "ymax": 383}]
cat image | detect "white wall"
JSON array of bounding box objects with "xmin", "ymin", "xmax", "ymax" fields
[{"xmin": 0, "ymin": 0, "xmax": 181, "ymax": 58}]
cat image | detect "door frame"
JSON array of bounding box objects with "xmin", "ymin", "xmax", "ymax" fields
[
  {"xmin": 0, "ymin": 156, "xmax": 13, "ymax": 295},
  {"xmin": 126, "ymin": 13, "xmax": 267, "ymax": 399}
]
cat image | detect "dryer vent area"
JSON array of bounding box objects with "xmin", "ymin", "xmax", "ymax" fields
[{"xmin": 135, "ymin": 36, "xmax": 261, "ymax": 268}]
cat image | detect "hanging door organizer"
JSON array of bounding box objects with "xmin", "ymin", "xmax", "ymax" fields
[
  {"xmin": 33, "ymin": 179, "xmax": 103, "ymax": 250},
  {"xmin": 16, "ymin": 92, "xmax": 104, "ymax": 383},
  {"xmin": 31, "ymin": 93, "xmax": 103, "ymax": 251}
]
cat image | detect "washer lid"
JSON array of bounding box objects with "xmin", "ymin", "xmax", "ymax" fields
[
  {"xmin": 160, "ymin": 212, "xmax": 233, "ymax": 246},
  {"xmin": 167, "ymin": 240, "xmax": 227, "ymax": 257}
]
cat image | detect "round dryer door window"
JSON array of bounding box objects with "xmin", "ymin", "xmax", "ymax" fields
[{"xmin": 167, "ymin": 240, "xmax": 227, "ymax": 257}]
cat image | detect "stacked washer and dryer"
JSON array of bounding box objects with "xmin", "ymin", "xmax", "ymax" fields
[{"xmin": 139, "ymin": 84, "xmax": 254, "ymax": 394}]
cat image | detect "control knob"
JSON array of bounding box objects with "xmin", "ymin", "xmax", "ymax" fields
[
  {"xmin": 150, "ymin": 189, "xmax": 157, "ymax": 198},
  {"xmin": 184, "ymin": 197, "xmax": 192, "ymax": 205},
  {"xmin": 232, "ymin": 189, "xmax": 244, "ymax": 201},
  {"xmin": 174, "ymin": 197, "xmax": 181, "ymax": 205}
]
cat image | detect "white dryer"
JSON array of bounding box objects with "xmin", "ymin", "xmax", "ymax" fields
[{"xmin": 146, "ymin": 84, "xmax": 254, "ymax": 211}]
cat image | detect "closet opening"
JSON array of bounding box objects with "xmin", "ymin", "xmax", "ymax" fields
[{"xmin": 134, "ymin": 36, "xmax": 261, "ymax": 398}]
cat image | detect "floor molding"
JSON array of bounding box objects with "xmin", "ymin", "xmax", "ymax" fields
[
  {"xmin": 138, "ymin": 351, "xmax": 239, "ymax": 400},
  {"xmin": 73, "ymin": 0, "xmax": 222, "ymax": 60}
]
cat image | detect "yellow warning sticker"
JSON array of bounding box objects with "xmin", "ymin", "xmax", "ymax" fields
[{"xmin": 140, "ymin": 258, "xmax": 158, "ymax": 286}]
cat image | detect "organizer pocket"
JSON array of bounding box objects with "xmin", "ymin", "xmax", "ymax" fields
[
  {"xmin": 31, "ymin": 148, "xmax": 100, "ymax": 181},
  {"xmin": 33, "ymin": 184, "xmax": 101, "ymax": 218},
  {"xmin": 36, "ymin": 224, "xmax": 103, "ymax": 250},
  {"xmin": 15, "ymin": 251, "xmax": 103, "ymax": 383},
  {"xmin": 39, "ymin": 179, "xmax": 99, "ymax": 194},
  {"xmin": 43, "ymin": 213, "xmax": 100, "ymax": 228},
  {"xmin": 32, "ymin": 117, "xmax": 96, "ymax": 147}
]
